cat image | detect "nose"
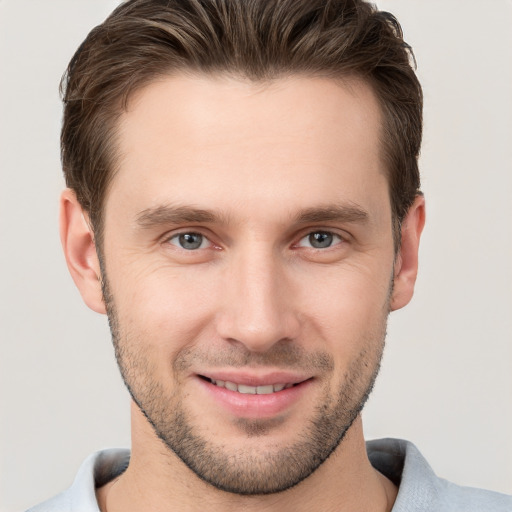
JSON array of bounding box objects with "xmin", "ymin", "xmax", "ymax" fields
[{"xmin": 215, "ymin": 247, "xmax": 301, "ymax": 353}]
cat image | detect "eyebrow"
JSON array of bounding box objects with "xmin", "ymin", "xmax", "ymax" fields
[
  {"xmin": 294, "ymin": 204, "xmax": 369, "ymax": 225},
  {"xmin": 136, "ymin": 205, "xmax": 224, "ymax": 228},
  {"xmin": 135, "ymin": 203, "xmax": 369, "ymax": 229}
]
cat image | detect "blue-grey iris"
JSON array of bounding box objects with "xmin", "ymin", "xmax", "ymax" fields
[
  {"xmin": 309, "ymin": 232, "xmax": 333, "ymax": 248},
  {"xmin": 179, "ymin": 233, "xmax": 203, "ymax": 250}
]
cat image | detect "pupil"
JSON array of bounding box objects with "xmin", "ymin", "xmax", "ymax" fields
[
  {"xmin": 179, "ymin": 233, "xmax": 202, "ymax": 250},
  {"xmin": 310, "ymin": 232, "xmax": 332, "ymax": 248}
]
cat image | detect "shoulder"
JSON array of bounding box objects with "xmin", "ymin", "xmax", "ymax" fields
[
  {"xmin": 26, "ymin": 449, "xmax": 130, "ymax": 512},
  {"xmin": 367, "ymin": 438, "xmax": 512, "ymax": 512},
  {"xmin": 26, "ymin": 491, "xmax": 72, "ymax": 512},
  {"xmin": 436, "ymin": 478, "xmax": 512, "ymax": 512}
]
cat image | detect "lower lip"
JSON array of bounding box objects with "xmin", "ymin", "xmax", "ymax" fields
[{"xmin": 197, "ymin": 377, "xmax": 313, "ymax": 418}]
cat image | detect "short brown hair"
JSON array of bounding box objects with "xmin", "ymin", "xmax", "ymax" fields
[{"xmin": 61, "ymin": 0, "xmax": 422, "ymax": 247}]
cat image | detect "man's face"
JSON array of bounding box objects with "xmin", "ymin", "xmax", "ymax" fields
[{"xmin": 100, "ymin": 75, "xmax": 397, "ymax": 494}]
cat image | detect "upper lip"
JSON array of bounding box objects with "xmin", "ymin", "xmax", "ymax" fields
[{"xmin": 197, "ymin": 370, "xmax": 312, "ymax": 387}]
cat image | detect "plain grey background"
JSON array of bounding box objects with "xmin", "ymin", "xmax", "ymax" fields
[{"xmin": 1, "ymin": 1, "xmax": 511, "ymax": 511}]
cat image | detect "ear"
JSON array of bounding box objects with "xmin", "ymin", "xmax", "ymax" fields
[
  {"xmin": 390, "ymin": 194, "xmax": 426, "ymax": 311},
  {"xmin": 59, "ymin": 189, "xmax": 106, "ymax": 314}
]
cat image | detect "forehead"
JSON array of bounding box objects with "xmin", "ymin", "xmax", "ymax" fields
[{"xmin": 107, "ymin": 73, "xmax": 387, "ymax": 224}]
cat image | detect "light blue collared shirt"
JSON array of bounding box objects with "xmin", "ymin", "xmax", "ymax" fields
[{"xmin": 27, "ymin": 438, "xmax": 512, "ymax": 511}]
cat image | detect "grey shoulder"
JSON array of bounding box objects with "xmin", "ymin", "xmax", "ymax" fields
[
  {"xmin": 24, "ymin": 448, "xmax": 128, "ymax": 512},
  {"xmin": 436, "ymin": 478, "xmax": 512, "ymax": 512},
  {"xmin": 367, "ymin": 438, "xmax": 512, "ymax": 512},
  {"xmin": 25, "ymin": 491, "xmax": 72, "ymax": 512}
]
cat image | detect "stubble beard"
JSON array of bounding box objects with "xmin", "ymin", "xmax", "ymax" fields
[{"xmin": 101, "ymin": 274, "xmax": 388, "ymax": 496}]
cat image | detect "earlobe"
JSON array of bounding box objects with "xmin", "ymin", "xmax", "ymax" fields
[
  {"xmin": 59, "ymin": 189, "xmax": 106, "ymax": 314},
  {"xmin": 390, "ymin": 195, "xmax": 426, "ymax": 311}
]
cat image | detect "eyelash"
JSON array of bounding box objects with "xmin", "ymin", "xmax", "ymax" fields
[
  {"xmin": 165, "ymin": 229, "xmax": 345, "ymax": 251},
  {"xmin": 295, "ymin": 231, "xmax": 344, "ymax": 250},
  {"xmin": 167, "ymin": 232, "xmax": 213, "ymax": 251}
]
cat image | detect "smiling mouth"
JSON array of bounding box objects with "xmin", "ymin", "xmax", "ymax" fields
[{"xmin": 202, "ymin": 377, "xmax": 298, "ymax": 395}]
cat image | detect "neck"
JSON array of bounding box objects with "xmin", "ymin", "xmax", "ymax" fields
[{"xmin": 97, "ymin": 406, "xmax": 397, "ymax": 512}]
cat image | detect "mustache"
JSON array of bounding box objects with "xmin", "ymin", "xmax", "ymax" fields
[{"xmin": 174, "ymin": 343, "xmax": 335, "ymax": 373}]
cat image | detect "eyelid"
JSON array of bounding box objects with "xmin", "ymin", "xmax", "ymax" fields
[
  {"xmin": 294, "ymin": 229, "xmax": 348, "ymax": 248},
  {"xmin": 159, "ymin": 227, "xmax": 349, "ymax": 251},
  {"xmin": 172, "ymin": 233, "xmax": 211, "ymax": 249},
  {"xmin": 162, "ymin": 229, "xmax": 216, "ymax": 249}
]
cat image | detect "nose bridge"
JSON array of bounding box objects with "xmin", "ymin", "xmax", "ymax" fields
[{"xmin": 217, "ymin": 242, "xmax": 298, "ymax": 351}]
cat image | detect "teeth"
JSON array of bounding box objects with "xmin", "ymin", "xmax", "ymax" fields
[
  {"xmin": 225, "ymin": 381, "xmax": 237, "ymax": 392},
  {"xmin": 256, "ymin": 385, "xmax": 274, "ymax": 395},
  {"xmin": 238, "ymin": 384, "xmax": 257, "ymax": 394},
  {"xmin": 210, "ymin": 379, "xmax": 291, "ymax": 394}
]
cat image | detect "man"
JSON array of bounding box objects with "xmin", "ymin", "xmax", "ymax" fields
[{"xmin": 27, "ymin": 0, "xmax": 512, "ymax": 511}]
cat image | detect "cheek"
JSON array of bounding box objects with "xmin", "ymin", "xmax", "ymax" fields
[
  {"xmin": 112, "ymin": 264, "xmax": 220, "ymax": 351},
  {"xmin": 295, "ymin": 262, "xmax": 392, "ymax": 353}
]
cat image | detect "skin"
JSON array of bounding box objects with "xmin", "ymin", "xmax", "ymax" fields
[{"xmin": 61, "ymin": 74, "xmax": 425, "ymax": 512}]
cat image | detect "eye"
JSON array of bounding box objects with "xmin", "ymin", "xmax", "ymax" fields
[
  {"xmin": 297, "ymin": 231, "xmax": 343, "ymax": 249},
  {"xmin": 168, "ymin": 232, "xmax": 211, "ymax": 250}
]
